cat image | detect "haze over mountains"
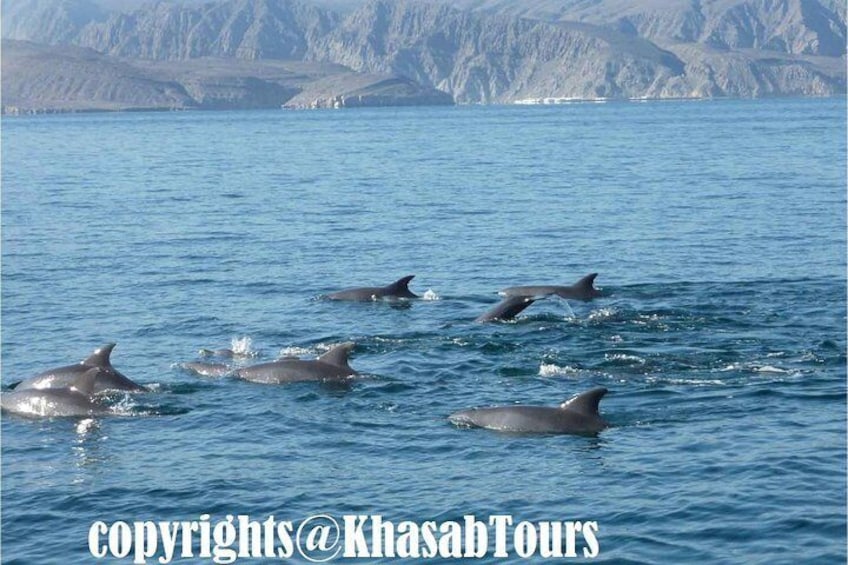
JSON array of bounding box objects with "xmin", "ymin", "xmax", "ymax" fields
[{"xmin": 2, "ymin": 0, "xmax": 845, "ymax": 112}]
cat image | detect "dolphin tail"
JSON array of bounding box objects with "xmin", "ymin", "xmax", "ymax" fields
[
  {"xmin": 82, "ymin": 343, "xmax": 117, "ymax": 367},
  {"xmin": 71, "ymin": 368, "xmax": 101, "ymax": 396},
  {"xmin": 385, "ymin": 275, "xmax": 417, "ymax": 298},
  {"xmin": 559, "ymin": 387, "xmax": 608, "ymax": 416},
  {"xmin": 318, "ymin": 342, "xmax": 355, "ymax": 369}
]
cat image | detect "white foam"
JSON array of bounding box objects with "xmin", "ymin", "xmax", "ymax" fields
[
  {"xmin": 539, "ymin": 363, "xmax": 579, "ymax": 377},
  {"xmin": 588, "ymin": 307, "xmax": 617, "ymax": 322},
  {"xmin": 278, "ymin": 346, "xmax": 313, "ymax": 359},
  {"xmin": 231, "ymin": 336, "xmax": 257, "ymax": 357},
  {"xmin": 422, "ymin": 289, "xmax": 441, "ymax": 301},
  {"xmin": 754, "ymin": 365, "xmax": 791, "ymax": 374},
  {"xmin": 109, "ymin": 394, "xmax": 139, "ymax": 416},
  {"xmin": 75, "ymin": 418, "xmax": 97, "ymax": 435},
  {"xmin": 605, "ymin": 353, "xmax": 646, "ymax": 364},
  {"xmin": 648, "ymin": 376, "xmax": 727, "ymax": 386}
]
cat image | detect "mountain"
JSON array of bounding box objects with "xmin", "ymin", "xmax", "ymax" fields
[
  {"xmin": 1, "ymin": 0, "xmax": 844, "ymax": 112},
  {"xmin": 1, "ymin": 38, "xmax": 452, "ymax": 113},
  {"xmin": 450, "ymin": 0, "xmax": 847, "ymax": 57},
  {"xmin": 75, "ymin": 0, "xmax": 339, "ymax": 60},
  {"xmin": 310, "ymin": 0, "xmax": 842, "ymax": 101},
  {"xmin": 309, "ymin": 1, "xmax": 694, "ymax": 103}
]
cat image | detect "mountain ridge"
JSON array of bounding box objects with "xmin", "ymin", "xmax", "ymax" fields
[{"xmin": 2, "ymin": 0, "xmax": 844, "ymax": 111}]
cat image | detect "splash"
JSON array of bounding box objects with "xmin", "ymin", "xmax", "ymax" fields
[
  {"xmin": 109, "ymin": 393, "xmax": 140, "ymax": 416},
  {"xmin": 278, "ymin": 346, "xmax": 313, "ymax": 359},
  {"xmin": 753, "ymin": 365, "xmax": 791, "ymax": 374},
  {"xmin": 588, "ymin": 307, "xmax": 617, "ymax": 322},
  {"xmin": 539, "ymin": 363, "xmax": 579, "ymax": 377},
  {"xmin": 604, "ymin": 353, "xmax": 647, "ymax": 365},
  {"xmin": 422, "ymin": 289, "xmax": 441, "ymax": 301},
  {"xmin": 231, "ymin": 336, "xmax": 257, "ymax": 357},
  {"xmin": 75, "ymin": 418, "xmax": 98, "ymax": 436}
]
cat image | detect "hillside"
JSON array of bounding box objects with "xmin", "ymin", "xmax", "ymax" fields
[
  {"xmin": 2, "ymin": 0, "xmax": 844, "ymax": 112},
  {"xmin": 1, "ymin": 38, "xmax": 452, "ymax": 113}
]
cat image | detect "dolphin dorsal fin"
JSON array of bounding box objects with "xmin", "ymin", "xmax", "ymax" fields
[
  {"xmin": 560, "ymin": 387, "xmax": 607, "ymax": 416},
  {"xmin": 386, "ymin": 275, "xmax": 415, "ymax": 293},
  {"xmin": 575, "ymin": 273, "xmax": 598, "ymax": 290},
  {"xmin": 317, "ymin": 343, "xmax": 355, "ymax": 368},
  {"xmin": 82, "ymin": 343, "xmax": 116, "ymax": 367},
  {"xmin": 71, "ymin": 368, "xmax": 100, "ymax": 396}
]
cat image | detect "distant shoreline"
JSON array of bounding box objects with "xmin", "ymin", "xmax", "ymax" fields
[{"xmin": 3, "ymin": 93, "xmax": 844, "ymax": 117}]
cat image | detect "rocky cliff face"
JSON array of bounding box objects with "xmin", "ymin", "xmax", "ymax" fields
[
  {"xmin": 309, "ymin": 0, "xmax": 843, "ymax": 101},
  {"xmin": 2, "ymin": 0, "xmax": 844, "ymax": 110},
  {"xmin": 452, "ymin": 0, "xmax": 846, "ymax": 56},
  {"xmin": 75, "ymin": 0, "xmax": 339, "ymax": 60},
  {"xmin": 1, "ymin": 38, "xmax": 451, "ymax": 113},
  {"xmin": 307, "ymin": 2, "xmax": 691, "ymax": 102}
]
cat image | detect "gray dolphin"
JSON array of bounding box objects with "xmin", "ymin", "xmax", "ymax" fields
[
  {"xmin": 448, "ymin": 387, "xmax": 609, "ymax": 435},
  {"xmin": 475, "ymin": 296, "xmax": 538, "ymax": 323},
  {"xmin": 499, "ymin": 273, "xmax": 602, "ymax": 301},
  {"xmin": 1, "ymin": 368, "xmax": 111, "ymax": 418},
  {"xmin": 326, "ymin": 275, "xmax": 418, "ymax": 301},
  {"xmin": 235, "ymin": 343, "xmax": 357, "ymax": 384},
  {"xmin": 178, "ymin": 362, "xmax": 232, "ymax": 378},
  {"xmin": 198, "ymin": 348, "xmax": 236, "ymax": 358},
  {"xmin": 12, "ymin": 343, "xmax": 145, "ymax": 393}
]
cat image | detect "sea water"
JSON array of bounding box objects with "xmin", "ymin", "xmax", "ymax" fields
[{"xmin": 1, "ymin": 98, "xmax": 845, "ymax": 563}]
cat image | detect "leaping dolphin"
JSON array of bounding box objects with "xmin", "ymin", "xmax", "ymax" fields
[
  {"xmin": 326, "ymin": 276, "xmax": 418, "ymax": 301},
  {"xmin": 235, "ymin": 343, "xmax": 358, "ymax": 384},
  {"xmin": 499, "ymin": 273, "xmax": 602, "ymax": 301},
  {"xmin": 475, "ymin": 296, "xmax": 538, "ymax": 323},
  {"xmin": 448, "ymin": 387, "xmax": 609, "ymax": 435},
  {"xmin": 1, "ymin": 368, "xmax": 111, "ymax": 418},
  {"xmin": 12, "ymin": 343, "xmax": 145, "ymax": 393}
]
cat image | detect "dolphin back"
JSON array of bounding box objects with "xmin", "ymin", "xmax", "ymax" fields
[
  {"xmin": 71, "ymin": 368, "xmax": 100, "ymax": 396},
  {"xmin": 13, "ymin": 344, "xmax": 145, "ymax": 393},
  {"xmin": 327, "ymin": 275, "xmax": 417, "ymax": 301},
  {"xmin": 1, "ymin": 368, "xmax": 107, "ymax": 418},
  {"xmin": 499, "ymin": 272, "xmax": 601, "ymax": 301},
  {"xmin": 450, "ymin": 387, "xmax": 610, "ymax": 435},
  {"xmin": 475, "ymin": 296, "xmax": 537, "ymax": 322}
]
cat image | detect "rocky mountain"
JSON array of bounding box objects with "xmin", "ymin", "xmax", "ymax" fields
[
  {"xmin": 1, "ymin": 38, "xmax": 452, "ymax": 112},
  {"xmin": 452, "ymin": 0, "xmax": 847, "ymax": 57},
  {"xmin": 309, "ymin": 1, "xmax": 694, "ymax": 102},
  {"xmin": 75, "ymin": 0, "xmax": 340, "ymax": 60},
  {"xmin": 2, "ymin": 0, "xmax": 844, "ymax": 112}
]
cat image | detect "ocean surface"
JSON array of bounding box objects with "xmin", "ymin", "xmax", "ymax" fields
[{"xmin": 1, "ymin": 98, "xmax": 845, "ymax": 564}]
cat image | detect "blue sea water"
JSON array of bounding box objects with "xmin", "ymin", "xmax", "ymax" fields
[{"xmin": 1, "ymin": 98, "xmax": 845, "ymax": 564}]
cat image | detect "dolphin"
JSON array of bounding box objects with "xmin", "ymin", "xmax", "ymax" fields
[
  {"xmin": 499, "ymin": 273, "xmax": 602, "ymax": 301},
  {"xmin": 475, "ymin": 296, "xmax": 538, "ymax": 323},
  {"xmin": 448, "ymin": 387, "xmax": 609, "ymax": 435},
  {"xmin": 235, "ymin": 343, "xmax": 358, "ymax": 384},
  {"xmin": 1, "ymin": 368, "xmax": 111, "ymax": 418},
  {"xmin": 198, "ymin": 347, "xmax": 256, "ymax": 359},
  {"xmin": 198, "ymin": 348, "xmax": 236, "ymax": 358},
  {"xmin": 12, "ymin": 343, "xmax": 145, "ymax": 393},
  {"xmin": 178, "ymin": 362, "xmax": 232, "ymax": 377},
  {"xmin": 326, "ymin": 275, "xmax": 418, "ymax": 301}
]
